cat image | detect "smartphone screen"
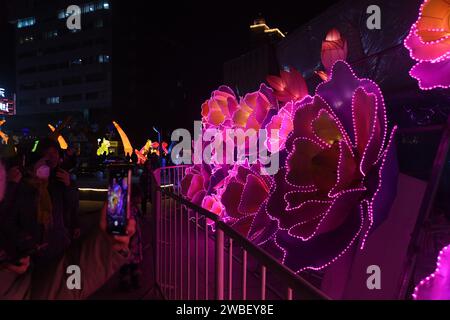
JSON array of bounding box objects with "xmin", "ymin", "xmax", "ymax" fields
[{"xmin": 107, "ymin": 164, "xmax": 132, "ymax": 235}]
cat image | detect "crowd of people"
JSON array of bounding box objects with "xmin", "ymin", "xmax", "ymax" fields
[{"xmin": 0, "ymin": 135, "xmax": 154, "ymax": 299}]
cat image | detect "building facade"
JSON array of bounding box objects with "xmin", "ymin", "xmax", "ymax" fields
[
  {"xmin": 223, "ymin": 17, "xmax": 283, "ymax": 95},
  {"xmin": 11, "ymin": 0, "xmax": 112, "ymax": 119}
]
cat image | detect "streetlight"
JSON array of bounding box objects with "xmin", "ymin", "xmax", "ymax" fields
[{"xmin": 153, "ymin": 126, "xmax": 161, "ymax": 144}]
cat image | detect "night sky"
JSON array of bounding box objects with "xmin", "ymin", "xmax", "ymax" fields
[
  {"xmin": 0, "ymin": 0, "xmax": 14, "ymax": 95},
  {"xmin": 115, "ymin": 0, "xmax": 340, "ymax": 143}
]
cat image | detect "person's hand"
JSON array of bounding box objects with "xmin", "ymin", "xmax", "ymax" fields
[
  {"xmin": 99, "ymin": 204, "xmax": 136, "ymax": 253},
  {"xmin": 72, "ymin": 228, "xmax": 81, "ymax": 240},
  {"xmin": 56, "ymin": 168, "xmax": 71, "ymax": 187},
  {"xmin": 5, "ymin": 256, "xmax": 30, "ymax": 275},
  {"xmin": 7, "ymin": 166, "xmax": 22, "ymax": 183}
]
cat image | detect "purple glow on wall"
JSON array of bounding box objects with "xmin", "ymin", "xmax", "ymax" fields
[{"xmin": 413, "ymin": 244, "xmax": 450, "ymax": 300}]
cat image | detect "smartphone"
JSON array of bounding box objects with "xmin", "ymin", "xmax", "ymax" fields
[{"xmin": 107, "ymin": 164, "xmax": 132, "ymax": 235}]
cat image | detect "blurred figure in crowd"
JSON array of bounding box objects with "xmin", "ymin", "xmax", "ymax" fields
[
  {"xmin": 36, "ymin": 138, "xmax": 81, "ymax": 243},
  {"xmin": 139, "ymin": 154, "xmax": 159, "ymax": 215},
  {"xmin": 119, "ymin": 184, "xmax": 143, "ymax": 291}
]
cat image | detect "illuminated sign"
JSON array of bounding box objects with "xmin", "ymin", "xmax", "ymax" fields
[{"xmin": 0, "ymin": 88, "xmax": 16, "ymax": 115}]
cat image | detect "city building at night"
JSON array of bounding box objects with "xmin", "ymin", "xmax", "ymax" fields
[
  {"xmin": 10, "ymin": 0, "xmax": 112, "ymax": 122},
  {"xmin": 223, "ymin": 17, "xmax": 283, "ymax": 95}
]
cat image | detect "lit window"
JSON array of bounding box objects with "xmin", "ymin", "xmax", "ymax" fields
[
  {"xmin": 98, "ymin": 55, "xmax": 110, "ymax": 63},
  {"xmin": 17, "ymin": 17, "xmax": 36, "ymax": 29},
  {"xmin": 19, "ymin": 35, "xmax": 35, "ymax": 44},
  {"xmin": 70, "ymin": 58, "xmax": 83, "ymax": 66},
  {"xmin": 82, "ymin": 3, "xmax": 95, "ymax": 13},
  {"xmin": 57, "ymin": 10, "xmax": 68, "ymax": 19},
  {"xmin": 44, "ymin": 30, "xmax": 58, "ymax": 39},
  {"xmin": 46, "ymin": 97, "xmax": 60, "ymax": 104},
  {"xmin": 58, "ymin": 1, "xmax": 109, "ymax": 19}
]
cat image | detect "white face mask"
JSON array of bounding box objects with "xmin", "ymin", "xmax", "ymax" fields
[{"xmin": 36, "ymin": 165, "xmax": 50, "ymax": 180}]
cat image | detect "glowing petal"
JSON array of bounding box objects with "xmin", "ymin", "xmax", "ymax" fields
[
  {"xmin": 286, "ymin": 138, "xmax": 324, "ymax": 188},
  {"xmin": 238, "ymin": 174, "xmax": 269, "ymax": 215},
  {"xmin": 266, "ymin": 68, "xmax": 308, "ymax": 103},
  {"xmin": 221, "ymin": 181, "xmax": 244, "ymax": 218},
  {"xmin": 312, "ymin": 110, "xmax": 343, "ymax": 145},
  {"xmin": 321, "ymin": 28, "xmax": 348, "ymax": 71}
]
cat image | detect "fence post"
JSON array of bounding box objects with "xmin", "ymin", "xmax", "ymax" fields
[
  {"xmin": 215, "ymin": 227, "xmax": 225, "ymax": 300},
  {"xmin": 152, "ymin": 172, "xmax": 161, "ymax": 286}
]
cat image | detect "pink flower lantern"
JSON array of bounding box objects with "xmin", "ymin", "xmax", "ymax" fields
[{"xmin": 404, "ymin": 0, "xmax": 450, "ymax": 90}]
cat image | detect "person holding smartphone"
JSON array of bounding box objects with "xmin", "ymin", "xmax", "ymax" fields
[
  {"xmin": 0, "ymin": 157, "xmax": 137, "ymax": 299},
  {"xmin": 33, "ymin": 139, "xmax": 81, "ymax": 260}
]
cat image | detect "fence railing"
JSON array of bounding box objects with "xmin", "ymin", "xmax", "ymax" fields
[{"xmin": 152, "ymin": 166, "xmax": 329, "ymax": 300}]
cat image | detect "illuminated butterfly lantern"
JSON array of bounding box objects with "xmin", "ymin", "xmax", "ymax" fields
[{"xmin": 404, "ymin": 0, "xmax": 450, "ymax": 90}]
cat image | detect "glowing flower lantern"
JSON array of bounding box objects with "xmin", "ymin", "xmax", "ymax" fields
[
  {"xmin": 220, "ymin": 163, "xmax": 273, "ymax": 236},
  {"xmin": 201, "ymin": 86, "xmax": 239, "ymax": 129},
  {"xmin": 404, "ymin": 0, "xmax": 450, "ymax": 90},
  {"xmin": 112, "ymin": 121, "xmax": 133, "ymax": 157},
  {"xmin": 180, "ymin": 165, "xmax": 211, "ymax": 206},
  {"xmin": 200, "ymin": 84, "xmax": 277, "ymax": 165},
  {"xmin": 180, "ymin": 59, "xmax": 397, "ymax": 274},
  {"xmin": 264, "ymin": 101, "xmax": 302, "ymax": 153},
  {"xmin": 316, "ymin": 28, "xmax": 348, "ymax": 81},
  {"xmin": 48, "ymin": 124, "xmax": 68, "ymax": 150},
  {"xmin": 413, "ymin": 244, "xmax": 450, "ymax": 300},
  {"xmin": 257, "ymin": 61, "xmax": 398, "ymax": 272},
  {"xmin": 202, "ymin": 195, "xmax": 224, "ymax": 225},
  {"xmin": 266, "ymin": 68, "xmax": 308, "ymax": 103},
  {"xmin": 232, "ymin": 84, "xmax": 274, "ymax": 131}
]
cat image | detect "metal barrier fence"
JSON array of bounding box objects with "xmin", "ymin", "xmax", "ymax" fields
[{"xmin": 152, "ymin": 166, "xmax": 329, "ymax": 300}]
